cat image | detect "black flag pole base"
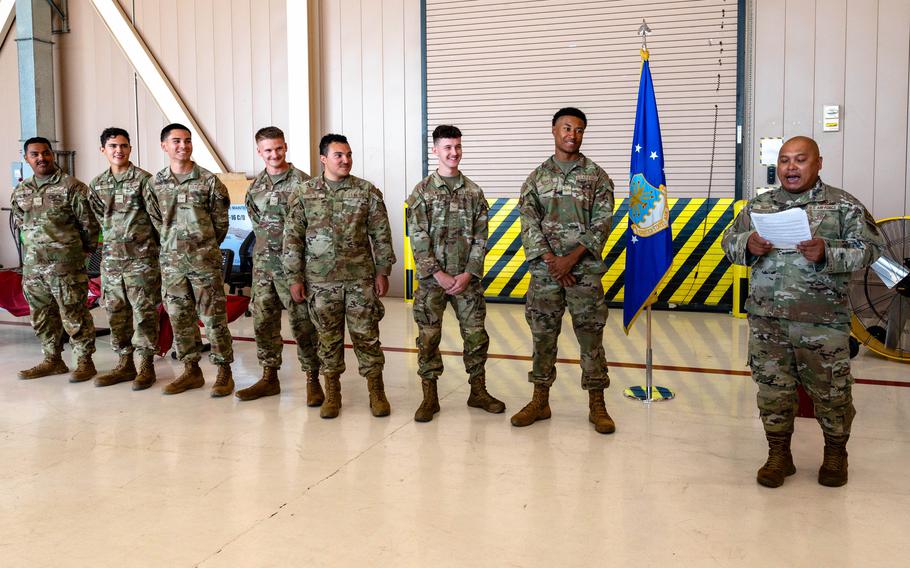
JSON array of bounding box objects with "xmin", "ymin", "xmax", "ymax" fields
[{"xmin": 623, "ymin": 385, "xmax": 675, "ymax": 402}]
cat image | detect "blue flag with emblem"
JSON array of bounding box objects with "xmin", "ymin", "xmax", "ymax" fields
[{"xmin": 623, "ymin": 48, "xmax": 673, "ymax": 333}]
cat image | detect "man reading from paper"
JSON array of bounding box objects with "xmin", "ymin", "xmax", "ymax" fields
[{"xmin": 722, "ymin": 136, "xmax": 883, "ymax": 489}]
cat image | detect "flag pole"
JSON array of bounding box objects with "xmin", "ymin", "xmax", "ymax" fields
[
  {"xmin": 646, "ymin": 303, "xmax": 653, "ymax": 402},
  {"xmin": 621, "ymin": 19, "xmax": 675, "ymax": 404}
]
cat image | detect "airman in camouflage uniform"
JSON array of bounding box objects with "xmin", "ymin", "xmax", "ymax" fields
[
  {"xmin": 87, "ymin": 128, "xmax": 161, "ymax": 390},
  {"xmin": 722, "ymin": 136, "xmax": 883, "ymax": 488},
  {"xmin": 512, "ymin": 108, "xmax": 616, "ymax": 434},
  {"xmin": 406, "ymin": 124, "xmax": 505, "ymax": 422},
  {"xmin": 235, "ymin": 126, "xmax": 323, "ymax": 404},
  {"xmin": 149, "ymin": 123, "xmax": 235, "ymax": 397},
  {"xmin": 284, "ymin": 133, "xmax": 397, "ymax": 419},
  {"xmin": 13, "ymin": 137, "xmax": 100, "ymax": 382}
]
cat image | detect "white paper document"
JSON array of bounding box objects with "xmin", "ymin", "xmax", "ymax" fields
[{"xmin": 750, "ymin": 209, "xmax": 812, "ymax": 249}]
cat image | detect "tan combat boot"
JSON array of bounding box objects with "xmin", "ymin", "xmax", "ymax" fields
[
  {"xmin": 94, "ymin": 354, "xmax": 138, "ymax": 387},
  {"xmin": 163, "ymin": 361, "xmax": 205, "ymax": 394},
  {"xmin": 588, "ymin": 389, "xmax": 616, "ymax": 434},
  {"xmin": 70, "ymin": 356, "xmax": 97, "ymax": 383},
  {"xmin": 756, "ymin": 431, "xmax": 796, "ymax": 488},
  {"xmin": 236, "ymin": 367, "xmax": 280, "ymax": 401},
  {"xmin": 211, "ymin": 364, "xmax": 235, "ymax": 397},
  {"xmin": 320, "ymin": 374, "xmax": 342, "ymax": 419},
  {"xmin": 367, "ymin": 374, "xmax": 391, "ymax": 417},
  {"xmin": 467, "ymin": 376, "xmax": 506, "ymax": 414},
  {"xmin": 818, "ymin": 433, "xmax": 849, "ymax": 487},
  {"xmin": 132, "ymin": 353, "xmax": 156, "ymax": 391},
  {"xmin": 414, "ymin": 379, "xmax": 440, "ymax": 422},
  {"xmin": 306, "ymin": 371, "xmax": 325, "ymax": 407},
  {"xmin": 18, "ymin": 353, "xmax": 69, "ymax": 379},
  {"xmin": 510, "ymin": 384, "xmax": 551, "ymax": 427}
]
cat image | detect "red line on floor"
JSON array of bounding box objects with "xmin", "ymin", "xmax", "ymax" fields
[
  {"xmin": 227, "ymin": 334, "xmax": 907, "ymax": 387},
  {"xmin": 4, "ymin": 323, "xmax": 905, "ymax": 387}
]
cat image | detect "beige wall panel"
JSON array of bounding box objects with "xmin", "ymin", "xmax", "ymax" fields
[
  {"xmin": 317, "ymin": 0, "xmax": 424, "ymax": 296},
  {"xmin": 360, "ymin": 0, "xmax": 386, "ymax": 187},
  {"xmin": 0, "ymin": 30, "xmax": 20, "ymax": 268},
  {"xmin": 751, "ymin": 0, "xmax": 785, "ymax": 190},
  {"xmin": 812, "ymin": 0, "xmax": 847, "ymax": 188},
  {"xmin": 339, "ymin": 0, "xmax": 365, "ymax": 178},
  {"xmin": 782, "ymin": 0, "xmax": 815, "ymax": 139},
  {"xmin": 268, "ymin": 0, "xmax": 290, "ymax": 149},
  {"xmin": 250, "ymin": 2, "xmax": 273, "ymax": 170},
  {"xmin": 842, "ymin": 0, "xmax": 877, "ymax": 209},
  {"xmin": 872, "ymin": 0, "xmax": 910, "ymax": 217},
  {"xmin": 175, "ymin": 0, "xmax": 198, "ymax": 107},
  {"xmin": 231, "ymin": 0, "xmax": 255, "ymax": 174},
  {"xmin": 212, "ymin": 2, "xmax": 237, "ymax": 170}
]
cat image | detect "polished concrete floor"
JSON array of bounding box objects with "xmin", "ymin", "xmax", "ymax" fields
[{"xmin": 1, "ymin": 300, "xmax": 908, "ymax": 567}]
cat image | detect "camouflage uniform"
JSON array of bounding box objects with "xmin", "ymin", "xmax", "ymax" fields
[
  {"xmin": 722, "ymin": 179, "xmax": 883, "ymax": 435},
  {"xmin": 87, "ymin": 164, "xmax": 161, "ymax": 358},
  {"xmin": 406, "ymin": 171, "xmax": 489, "ymax": 382},
  {"xmin": 11, "ymin": 168, "xmax": 100, "ymax": 359},
  {"xmin": 283, "ymin": 174, "xmax": 396, "ymax": 379},
  {"xmin": 148, "ymin": 164, "xmax": 234, "ymax": 365},
  {"xmin": 519, "ymin": 155, "xmax": 614, "ymax": 390},
  {"xmin": 246, "ymin": 165, "xmax": 319, "ymax": 371}
]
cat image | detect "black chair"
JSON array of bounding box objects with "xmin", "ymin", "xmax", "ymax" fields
[
  {"xmin": 86, "ymin": 247, "xmax": 102, "ymax": 279},
  {"xmin": 220, "ymin": 248, "xmax": 235, "ymax": 284},
  {"xmin": 228, "ymin": 232, "xmax": 255, "ymax": 295}
]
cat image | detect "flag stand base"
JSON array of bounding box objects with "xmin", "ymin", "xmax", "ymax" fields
[{"xmin": 623, "ymin": 385, "xmax": 675, "ymax": 402}]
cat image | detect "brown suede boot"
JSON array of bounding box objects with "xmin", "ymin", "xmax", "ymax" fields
[
  {"xmin": 367, "ymin": 374, "xmax": 391, "ymax": 417},
  {"xmin": 132, "ymin": 353, "xmax": 156, "ymax": 391},
  {"xmin": 414, "ymin": 379, "xmax": 440, "ymax": 422},
  {"xmin": 467, "ymin": 376, "xmax": 506, "ymax": 414},
  {"xmin": 306, "ymin": 371, "xmax": 325, "ymax": 407},
  {"xmin": 818, "ymin": 433, "xmax": 849, "ymax": 487},
  {"xmin": 236, "ymin": 367, "xmax": 280, "ymax": 401},
  {"xmin": 211, "ymin": 364, "xmax": 234, "ymax": 397},
  {"xmin": 163, "ymin": 361, "xmax": 205, "ymax": 394},
  {"xmin": 320, "ymin": 375, "xmax": 342, "ymax": 419},
  {"xmin": 18, "ymin": 353, "xmax": 69, "ymax": 379},
  {"xmin": 70, "ymin": 356, "xmax": 97, "ymax": 383},
  {"xmin": 94, "ymin": 354, "xmax": 137, "ymax": 387},
  {"xmin": 588, "ymin": 389, "xmax": 616, "ymax": 434},
  {"xmin": 510, "ymin": 384, "xmax": 551, "ymax": 427},
  {"xmin": 757, "ymin": 431, "xmax": 797, "ymax": 488}
]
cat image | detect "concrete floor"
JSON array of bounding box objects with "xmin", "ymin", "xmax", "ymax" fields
[{"xmin": 1, "ymin": 300, "xmax": 908, "ymax": 567}]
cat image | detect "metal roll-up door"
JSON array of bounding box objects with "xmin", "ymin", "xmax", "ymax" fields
[{"xmin": 424, "ymin": 0, "xmax": 738, "ymax": 198}]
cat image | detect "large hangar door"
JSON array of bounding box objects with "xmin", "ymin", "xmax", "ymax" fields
[{"xmin": 424, "ymin": 0, "xmax": 739, "ymax": 199}]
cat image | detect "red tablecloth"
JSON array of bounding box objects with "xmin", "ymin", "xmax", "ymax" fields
[{"xmin": 0, "ymin": 270, "xmax": 101, "ymax": 317}]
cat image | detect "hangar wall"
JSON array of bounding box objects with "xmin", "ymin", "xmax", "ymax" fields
[{"xmin": 749, "ymin": 0, "xmax": 910, "ymax": 219}]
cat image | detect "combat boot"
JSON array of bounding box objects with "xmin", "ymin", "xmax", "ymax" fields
[
  {"xmin": 320, "ymin": 374, "xmax": 342, "ymax": 419},
  {"xmin": 132, "ymin": 353, "xmax": 156, "ymax": 391},
  {"xmin": 367, "ymin": 374, "xmax": 391, "ymax": 417},
  {"xmin": 818, "ymin": 433, "xmax": 849, "ymax": 487},
  {"xmin": 414, "ymin": 379, "xmax": 440, "ymax": 422},
  {"xmin": 510, "ymin": 384, "xmax": 551, "ymax": 427},
  {"xmin": 18, "ymin": 353, "xmax": 69, "ymax": 379},
  {"xmin": 306, "ymin": 371, "xmax": 325, "ymax": 407},
  {"xmin": 94, "ymin": 354, "xmax": 137, "ymax": 387},
  {"xmin": 236, "ymin": 367, "xmax": 280, "ymax": 401},
  {"xmin": 467, "ymin": 376, "xmax": 506, "ymax": 414},
  {"xmin": 588, "ymin": 389, "xmax": 616, "ymax": 434},
  {"xmin": 756, "ymin": 431, "xmax": 796, "ymax": 488},
  {"xmin": 70, "ymin": 356, "xmax": 97, "ymax": 383},
  {"xmin": 163, "ymin": 361, "xmax": 205, "ymax": 394},
  {"xmin": 211, "ymin": 364, "xmax": 235, "ymax": 397}
]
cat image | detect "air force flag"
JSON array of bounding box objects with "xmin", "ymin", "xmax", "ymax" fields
[{"xmin": 623, "ymin": 48, "xmax": 673, "ymax": 333}]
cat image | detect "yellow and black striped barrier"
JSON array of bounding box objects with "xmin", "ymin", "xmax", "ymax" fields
[{"xmin": 405, "ymin": 197, "xmax": 739, "ymax": 311}]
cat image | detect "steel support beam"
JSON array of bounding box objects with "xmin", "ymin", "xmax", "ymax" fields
[
  {"xmin": 15, "ymin": 0, "xmax": 55, "ymax": 143},
  {"xmin": 89, "ymin": 0, "xmax": 226, "ymax": 173},
  {"xmin": 0, "ymin": 0, "xmax": 15, "ymax": 48}
]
